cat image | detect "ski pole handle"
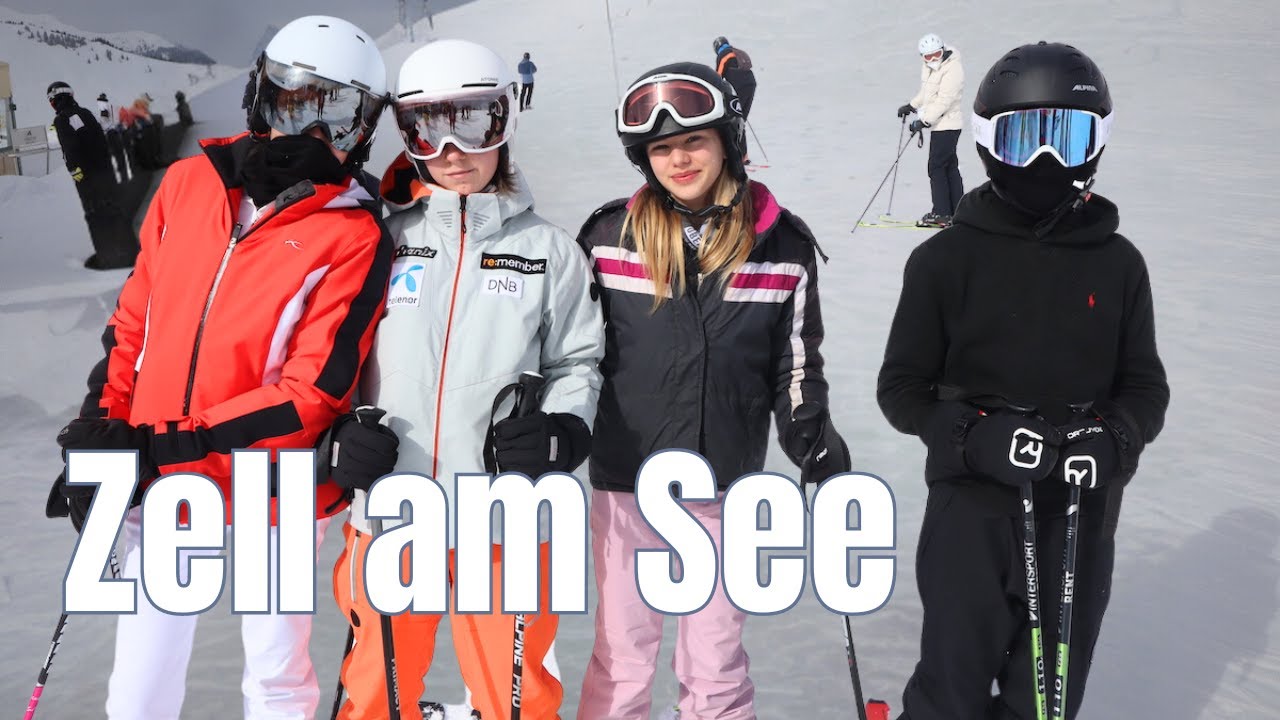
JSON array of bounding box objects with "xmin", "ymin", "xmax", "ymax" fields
[{"xmin": 513, "ymin": 371, "xmax": 545, "ymax": 419}]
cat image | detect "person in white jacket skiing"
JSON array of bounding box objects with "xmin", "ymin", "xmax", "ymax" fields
[
  {"xmin": 326, "ymin": 39, "xmax": 604, "ymax": 720},
  {"xmin": 896, "ymin": 33, "xmax": 965, "ymax": 227}
]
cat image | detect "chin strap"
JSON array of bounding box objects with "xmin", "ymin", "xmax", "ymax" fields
[{"xmin": 1032, "ymin": 176, "xmax": 1096, "ymax": 239}]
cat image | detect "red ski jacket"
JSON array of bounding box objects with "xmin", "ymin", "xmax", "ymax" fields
[{"xmin": 77, "ymin": 133, "xmax": 392, "ymax": 521}]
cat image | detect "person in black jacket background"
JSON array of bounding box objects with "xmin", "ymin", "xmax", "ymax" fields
[
  {"xmin": 575, "ymin": 61, "xmax": 849, "ymax": 719},
  {"xmin": 877, "ymin": 43, "xmax": 1169, "ymax": 720},
  {"xmin": 47, "ymin": 81, "xmax": 139, "ymax": 270}
]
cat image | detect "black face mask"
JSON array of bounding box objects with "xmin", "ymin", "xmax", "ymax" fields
[
  {"xmin": 985, "ymin": 152, "xmax": 1097, "ymax": 218},
  {"xmin": 240, "ymin": 134, "xmax": 348, "ymax": 207}
]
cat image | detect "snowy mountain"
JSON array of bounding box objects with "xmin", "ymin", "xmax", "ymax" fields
[
  {"xmin": 1, "ymin": 0, "xmax": 1278, "ymax": 719},
  {"xmin": 0, "ymin": 5, "xmax": 237, "ymax": 127}
]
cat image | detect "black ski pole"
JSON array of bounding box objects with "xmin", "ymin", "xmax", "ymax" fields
[
  {"xmin": 506, "ymin": 371, "xmax": 546, "ymax": 720},
  {"xmin": 25, "ymin": 548, "xmax": 121, "ymax": 720},
  {"xmin": 354, "ymin": 405, "xmax": 401, "ymax": 720},
  {"xmin": 1050, "ymin": 483, "xmax": 1083, "ymax": 720},
  {"xmin": 746, "ymin": 119, "xmax": 770, "ymax": 165},
  {"xmin": 1021, "ymin": 482, "xmax": 1049, "ymax": 720},
  {"xmin": 886, "ymin": 118, "xmax": 907, "ymax": 218},
  {"xmin": 850, "ymin": 128, "xmax": 923, "ymax": 236},
  {"xmin": 328, "ymin": 626, "xmax": 355, "ymax": 720}
]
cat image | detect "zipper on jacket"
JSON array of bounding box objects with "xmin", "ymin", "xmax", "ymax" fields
[
  {"xmin": 179, "ymin": 186, "xmax": 318, "ymax": 416},
  {"xmin": 430, "ymin": 196, "xmax": 468, "ymax": 480},
  {"xmin": 183, "ymin": 222, "xmax": 243, "ymax": 415}
]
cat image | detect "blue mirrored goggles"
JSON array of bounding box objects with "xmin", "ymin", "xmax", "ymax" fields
[
  {"xmin": 257, "ymin": 58, "xmax": 384, "ymax": 152},
  {"xmin": 972, "ymin": 108, "xmax": 1113, "ymax": 168}
]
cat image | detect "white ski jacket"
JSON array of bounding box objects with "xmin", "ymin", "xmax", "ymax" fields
[
  {"xmin": 346, "ymin": 156, "xmax": 605, "ymax": 541},
  {"xmin": 910, "ymin": 49, "xmax": 965, "ymax": 131}
]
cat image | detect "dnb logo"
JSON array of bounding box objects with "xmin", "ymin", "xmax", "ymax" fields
[{"xmin": 1008, "ymin": 428, "xmax": 1046, "ymax": 469}]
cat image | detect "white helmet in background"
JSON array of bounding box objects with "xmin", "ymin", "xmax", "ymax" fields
[
  {"xmin": 918, "ymin": 33, "xmax": 944, "ymax": 56},
  {"xmin": 252, "ymin": 15, "xmax": 389, "ymax": 162},
  {"xmin": 394, "ymin": 39, "xmax": 519, "ymax": 160}
]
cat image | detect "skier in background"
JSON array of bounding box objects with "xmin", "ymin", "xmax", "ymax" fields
[
  {"xmin": 47, "ymin": 81, "xmax": 138, "ymax": 269},
  {"xmin": 897, "ymin": 32, "xmax": 964, "ymax": 228},
  {"xmin": 878, "ymin": 42, "xmax": 1169, "ymax": 720},
  {"xmin": 713, "ymin": 36, "xmax": 757, "ymax": 165},
  {"xmin": 518, "ymin": 51, "xmax": 537, "ymax": 110}
]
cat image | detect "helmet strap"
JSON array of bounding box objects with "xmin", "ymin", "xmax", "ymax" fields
[
  {"xmin": 663, "ymin": 175, "xmax": 748, "ymax": 220},
  {"xmin": 1031, "ymin": 176, "xmax": 1096, "ymax": 239}
]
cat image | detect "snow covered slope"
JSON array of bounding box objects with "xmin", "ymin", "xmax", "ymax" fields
[
  {"xmin": 2, "ymin": 0, "xmax": 1277, "ymax": 718},
  {"xmin": 0, "ymin": 5, "xmax": 236, "ymax": 128}
]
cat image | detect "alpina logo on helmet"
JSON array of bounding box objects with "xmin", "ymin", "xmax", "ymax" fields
[
  {"xmin": 1072, "ymin": 84, "xmax": 1098, "ymax": 92},
  {"xmin": 729, "ymin": 97, "xmax": 744, "ymax": 116}
]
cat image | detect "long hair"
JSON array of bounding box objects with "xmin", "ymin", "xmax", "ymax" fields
[{"xmin": 621, "ymin": 171, "xmax": 755, "ymax": 309}]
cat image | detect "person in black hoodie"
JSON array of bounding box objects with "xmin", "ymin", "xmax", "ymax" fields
[
  {"xmin": 48, "ymin": 82, "xmax": 139, "ymax": 269},
  {"xmin": 877, "ymin": 42, "xmax": 1169, "ymax": 720}
]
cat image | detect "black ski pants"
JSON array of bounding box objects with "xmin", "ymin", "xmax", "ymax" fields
[
  {"xmin": 520, "ymin": 82, "xmax": 535, "ymax": 110},
  {"xmin": 899, "ymin": 478, "xmax": 1123, "ymax": 720},
  {"xmin": 75, "ymin": 171, "xmax": 139, "ymax": 268},
  {"xmin": 928, "ymin": 129, "xmax": 963, "ymax": 216}
]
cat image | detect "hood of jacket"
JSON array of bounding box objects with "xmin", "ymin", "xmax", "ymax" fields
[{"xmin": 952, "ymin": 181, "xmax": 1120, "ymax": 247}]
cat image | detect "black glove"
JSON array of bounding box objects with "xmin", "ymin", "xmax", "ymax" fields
[
  {"xmin": 1054, "ymin": 414, "xmax": 1120, "ymax": 489},
  {"xmin": 782, "ymin": 402, "xmax": 852, "ymax": 486},
  {"xmin": 57, "ymin": 418, "xmax": 159, "ymax": 479},
  {"xmin": 492, "ymin": 411, "xmax": 591, "ymax": 477},
  {"xmin": 328, "ymin": 411, "xmax": 400, "ymax": 491},
  {"xmin": 897, "ymin": 103, "xmax": 915, "ymax": 118},
  {"xmin": 46, "ymin": 471, "xmax": 93, "ymax": 533},
  {"xmin": 960, "ymin": 409, "xmax": 1063, "ymax": 487},
  {"xmin": 908, "ymin": 118, "xmax": 928, "ymax": 134}
]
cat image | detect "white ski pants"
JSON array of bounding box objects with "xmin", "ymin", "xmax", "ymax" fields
[{"xmin": 105, "ymin": 507, "xmax": 331, "ymax": 720}]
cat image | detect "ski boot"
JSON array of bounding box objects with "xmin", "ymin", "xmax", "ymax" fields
[{"xmin": 917, "ymin": 212, "xmax": 952, "ymax": 229}]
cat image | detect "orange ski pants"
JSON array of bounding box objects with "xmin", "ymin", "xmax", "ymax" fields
[{"xmin": 333, "ymin": 523, "xmax": 562, "ymax": 720}]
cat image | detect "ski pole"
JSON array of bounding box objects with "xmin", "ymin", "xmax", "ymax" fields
[
  {"xmin": 1020, "ymin": 483, "xmax": 1049, "ymax": 720},
  {"xmin": 25, "ymin": 548, "xmax": 122, "ymax": 720},
  {"xmin": 506, "ymin": 371, "xmax": 546, "ymax": 720},
  {"xmin": 327, "ymin": 626, "xmax": 355, "ymax": 720},
  {"xmin": 1051, "ymin": 483, "xmax": 1082, "ymax": 720},
  {"xmin": 886, "ymin": 118, "xmax": 906, "ymax": 217},
  {"xmin": 354, "ymin": 406, "xmax": 401, "ymax": 720},
  {"xmin": 746, "ymin": 119, "xmax": 770, "ymax": 165},
  {"xmin": 849, "ymin": 128, "xmax": 922, "ymax": 236}
]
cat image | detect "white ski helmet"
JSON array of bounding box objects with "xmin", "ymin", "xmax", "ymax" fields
[
  {"xmin": 918, "ymin": 33, "xmax": 944, "ymax": 55},
  {"xmin": 394, "ymin": 39, "xmax": 519, "ymax": 159},
  {"xmin": 252, "ymin": 15, "xmax": 388, "ymax": 162}
]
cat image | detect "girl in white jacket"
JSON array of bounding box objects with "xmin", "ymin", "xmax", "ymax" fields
[
  {"xmin": 327, "ymin": 40, "xmax": 604, "ymax": 720},
  {"xmin": 897, "ymin": 32, "xmax": 966, "ymax": 227}
]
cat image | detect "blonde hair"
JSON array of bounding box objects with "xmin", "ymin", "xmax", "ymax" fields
[{"xmin": 621, "ymin": 171, "xmax": 755, "ymax": 309}]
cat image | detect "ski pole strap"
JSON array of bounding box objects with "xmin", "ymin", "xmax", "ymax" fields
[{"xmin": 483, "ymin": 372, "xmax": 547, "ymax": 473}]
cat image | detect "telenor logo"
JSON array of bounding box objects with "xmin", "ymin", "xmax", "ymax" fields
[{"xmin": 392, "ymin": 264, "xmax": 425, "ymax": 292}]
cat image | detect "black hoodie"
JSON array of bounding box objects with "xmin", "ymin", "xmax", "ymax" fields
[{"xmin": 877, "ymin": 182, "xmax": 1168, "ymax": 483}]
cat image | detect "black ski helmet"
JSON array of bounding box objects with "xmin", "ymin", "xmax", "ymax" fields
[
  {"xmin": 974, "ymin": 42, "xmax": 1111, "ymax": 178},
  {"xmin": 713, "ymin": 36, "xmax": 729, "ymax": 52},
  {"xmin": 975, "ymin": 41, "xmax": 1111, "ymax": 119},
  {"xmin": 618, "ymin": 62, "xmax": 748, "ymax": 196},
  {"xmin": 47, "ymin": 81, "xmax": 74, "ymax": 110}
]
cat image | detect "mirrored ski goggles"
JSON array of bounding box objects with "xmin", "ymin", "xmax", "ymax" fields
[
  {"xmin": 616, "ymin": 74, "xmax": 728, "ymax": 135},
  {"xmin": 972, "ymin": 107, "xmax": 1113, "ymax": 168},
  {"xmin": 394, "ymin": 87, "xmax": 517, "ymax": 160},
  {"xmin": 257, "ymin": 58, "xmax": 384, "ymax": 152}
]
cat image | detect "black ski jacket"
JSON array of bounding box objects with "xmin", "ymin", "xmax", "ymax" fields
[
  {"xmin": 877, "ymin": 182, "xmax": 1169, "ymax": 484},
  {"xmin": 53, "ymin": 103, "xmax": 113, "ymax": 177},
  {"xmin": 578, "ymin": 182, "xmax": 828, "ymax": 492}
]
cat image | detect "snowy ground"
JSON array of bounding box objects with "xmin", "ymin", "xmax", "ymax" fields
[{"xmin": 2, "ymin": 0, "xmax": 1278, "ymax": 718}]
